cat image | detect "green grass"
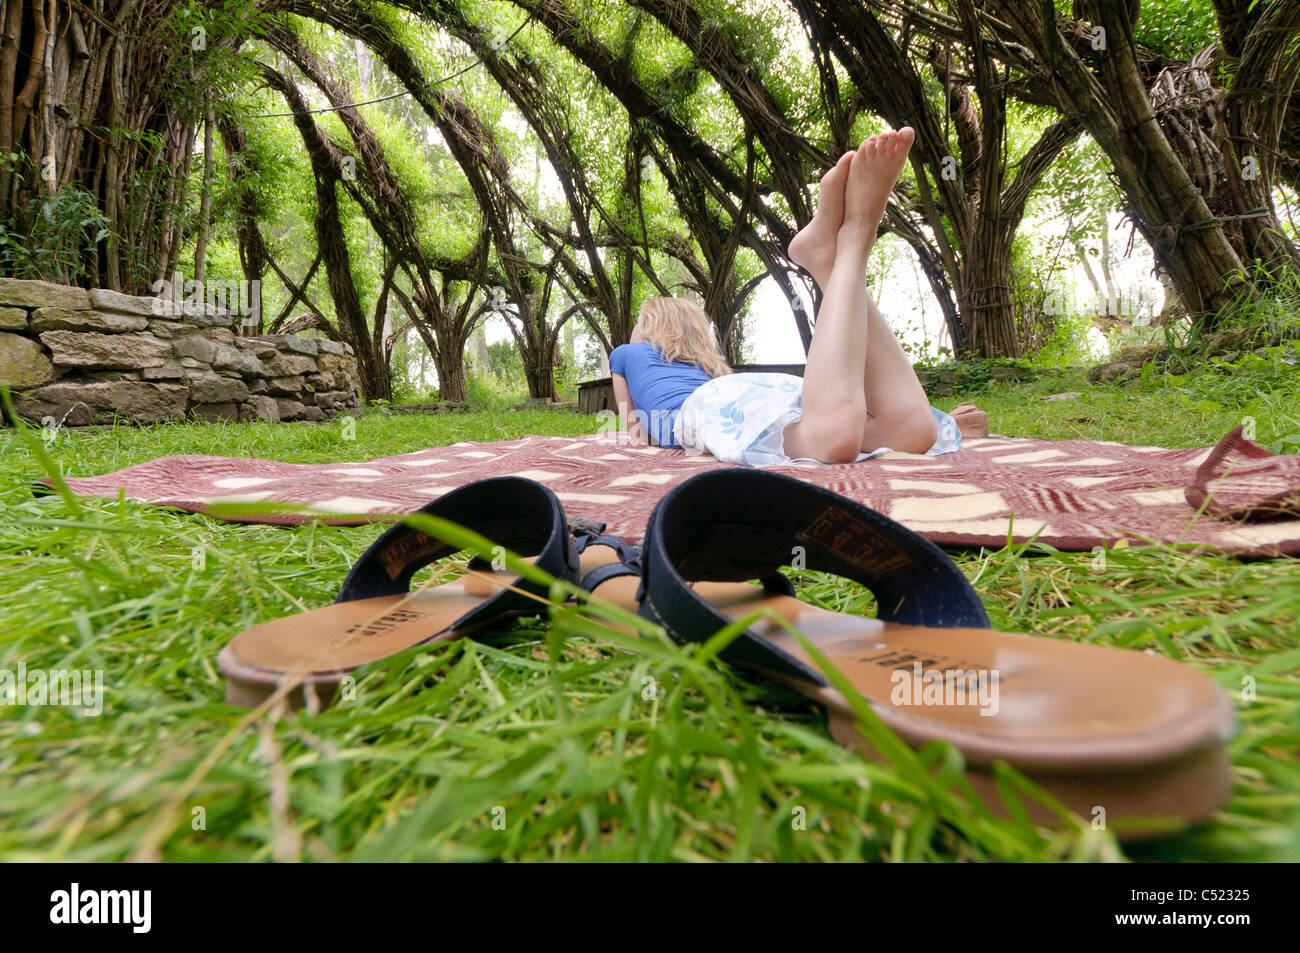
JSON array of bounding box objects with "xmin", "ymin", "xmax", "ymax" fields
[
  {"xmin": 931, "ymin": 342, "xmax": 1300, "ymax": 451},
  {"xmin": 1, "ymin": 360, "xmax": 1298, "ymax": 862}
]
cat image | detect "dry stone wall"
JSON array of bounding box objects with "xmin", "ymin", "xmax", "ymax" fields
[{"xmin": 0, "ymin": 278, "xmax": 361, "ymax": 425}]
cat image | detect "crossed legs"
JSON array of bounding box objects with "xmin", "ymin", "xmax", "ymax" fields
[{"xmin": 782, "ymin": 128, "xmax": 937, "ymax": 463}]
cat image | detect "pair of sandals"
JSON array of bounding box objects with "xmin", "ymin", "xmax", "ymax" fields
[{"xmin": 218, "ymin": 469, "xmax": 1235, "ymax": 837}]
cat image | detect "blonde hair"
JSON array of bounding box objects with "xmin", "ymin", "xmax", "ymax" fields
[{"xmin": 636, "ymin": 297, "xmax": 731, "ymax": 378}]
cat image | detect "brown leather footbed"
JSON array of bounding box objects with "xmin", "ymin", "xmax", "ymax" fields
[
  {"xmin": 585, "ymin": 564, "xmax": 1234, "ymax": 835},
  {"xmin": 219, "ymin": 544, "xmax": 1233, "ymax": 834},
  {"xmin": 218, "ymin": 563, "xmax": 541, "ymax": 707}
]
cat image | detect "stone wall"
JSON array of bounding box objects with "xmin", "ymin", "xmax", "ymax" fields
[{"xmin": 0, "ymin": 278, "xmax": 361, "ymax": 425}]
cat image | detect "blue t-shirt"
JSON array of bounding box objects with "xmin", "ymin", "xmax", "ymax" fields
[{"xmin": 609, "ymin": 342, "xmax": 712, "ymax": 448}]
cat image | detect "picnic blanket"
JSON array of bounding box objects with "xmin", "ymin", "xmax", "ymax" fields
[{"xmin": 45, "ymin": 426, "xmax": 1300, "ymax": 558}]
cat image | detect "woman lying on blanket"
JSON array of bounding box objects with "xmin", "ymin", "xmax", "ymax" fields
[{"xmin": 610, "ymin": 127, "xmax": 960, "ymax": 467}]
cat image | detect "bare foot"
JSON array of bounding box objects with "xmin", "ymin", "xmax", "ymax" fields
[
  {"xmin": 839, "ymin": 127, "xmax": 914, "ymax": 254},
  {"xmin": 787, "ymin": 150, "xmax": 855, "ymax": 287}
]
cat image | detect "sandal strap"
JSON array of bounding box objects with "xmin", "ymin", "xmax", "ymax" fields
[
  {"xmin": 637, "ymin": 468, "xmax": 990, "ymax": 684},
  {"xmin": 576, "ymin": 533, "xmax": 642, "ymax": 593},
  {"xmin": 575, "ymin": 532, "xmax": 639, "ymax": 563},
  {"xmin": 335, "ymin": 476, "xmax": 577, "ymax": 632},
  {"xmin": 580, "ymin": 559, "xmax": 641, "ymax": 593}
]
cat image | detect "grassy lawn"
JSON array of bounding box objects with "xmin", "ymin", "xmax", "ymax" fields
[{"xmin": 2, "ymin": 354, "xmax": 1298, "ymax": 862}]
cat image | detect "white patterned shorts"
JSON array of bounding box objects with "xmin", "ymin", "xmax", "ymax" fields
[{"xmin": 675, "ymin": 372, "xmax": 961, "ymax": 467}]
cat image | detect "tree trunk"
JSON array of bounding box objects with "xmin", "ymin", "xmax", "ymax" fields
[
  {"xmin": 472, "ymin": 324, "xmax": 491, "ymax": 374},
  {"xmin": 992, "ymin": 0, "xmax": 1256, "ymax": 319},
  {"xmin": 433, "ymin": 346, "xmax": 467, "ymax": 402},
  {"xmin": 958, "ymin": 251, "xmax": 1020, "ymax": 358},
  {"xmin": 519, "ymin": 343, "xmax": 558, "ymax": 401},
  {"xmin": 0, "ymin": 2, "xmax": 236, "ymax": 291},
  {"xmin": 193, "ymin": 103, "xmax": 214, "ymax": 283},
  {"xmin": 510, "ymin": 306, "xmax": 558, "ymax": 401},
  {"xmin": 262, "ymin": 64, "xmax": 392, "ymax": 403},
  {"xmin": 523, "ymin": 359, "xmax": 558, "ymax": 401},
  {"xmin": 1148, "ymin": 42, "xmax": 1300, "ymax": 283},
  {"xmin": 217, "ymin": 117, "xmax": 269, "ymax": 334}
]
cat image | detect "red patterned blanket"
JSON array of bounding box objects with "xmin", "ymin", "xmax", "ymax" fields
[{"xmin": 47, "ymin": 427, "xmax": 1300, "ymax": 557}]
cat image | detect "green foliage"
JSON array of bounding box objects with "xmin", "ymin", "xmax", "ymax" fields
[
  {"xmin": 0, "ymin": 176, "xmax": 112, "ymax": 285},
  {"xmin": 486, "ymin": 338, "xmax": 526, "ymax": 382},
  {"xmin": 1137, "ymin": 343, "xmax": 1300, "ymax": 454},
  {"xmin": 1212, "ymin": 264, "xmax": 1300, "ymax": 339},
  {"xmin": 1026, "ymin": 310, "xmax": 1098, "ymax": 368},
  {"xmin": 1133, "ymin": 0, "xmax": 1219, "ymax": 59},
  {"xmin": 932, "ymin": 350, "xmax": 1300, "ymax": 453},
  {"xmin": 164, "ymin": 0, "xmax": 270, "ymax": 125},
  {"xmin": 387, "ymin": 332, "xmax": 435, "ymax": 403},
  {"xmin": 915, "ymin": 357, "xmax": 1037, "ymax": 398},
  {"xmin": 552, "ymin": 353, "xmax": 576, "ymax": 397},
  {"xmin": 1007, "ymin": 229, "xmax": 1104, "ymax": 366},
  {"xmin": 464, "ymin": 371, "xmax": 525, "ymax": 408},
  {"xmin": 1052, "ymin": 0, "xmax": 1217, "ymax": 59},
  {"xmin": 1035, "ymin": 135, "xmax": 1119, "ymax": 249}
]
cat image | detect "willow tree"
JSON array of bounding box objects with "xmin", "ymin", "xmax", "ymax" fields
[
  {"xmin": 216, "ymin": 117, "xmax": 269, "ymax": 331},
  {"xmin": 906, "ymin": 0, "xmax": 1300, "ymax": 320},
  {"xmin": 265, "ymin": 20, "xmax": 505, "ymax": 401},
  {"xmin": 0, "ymin": 0, "xmax": 260, "ymax": 290},
  {"xmin": 992, "ymin": 0, "xmax": 1299, "ymax": 314},
  {"xmin": 477, "ymin": 20, "xmax": 687, "ymax": 353},
  {"xmin": 260, "ymin": 64, "xmax": 395, "ymax": 400},
  {"xmin": 644, "ymin": 131, "xmax": 769, "ymax": 358},
  {"xmin": 274, "ymin": 0, "xmax": 627, "ymax": 398},
  {"xmin": 791, "ymin": 0, "xmax": 1081, "ymax": 357},
  {"xmin": 478, "ymin": 0, "xmax": 828, "ymax": 344}
]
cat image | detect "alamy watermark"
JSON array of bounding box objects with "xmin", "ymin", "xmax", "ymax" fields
[
  {"xmin": 151, "ymin": 271, "xmax": 261, "ymax": 328},
  {"xmin": 1042, "ymin": 287, "xmax": 1158, "ymax": 324},
  {"xmin": 889, "ymin": 661, "xmax": 1000, "ymax": 717},
  {"xmin": 50, "ymin": 883, "xmax": 150, "ymax": 933},
  {"xmin": 0, "ymin": 662, "xmax": 104, "ymax": 716}
]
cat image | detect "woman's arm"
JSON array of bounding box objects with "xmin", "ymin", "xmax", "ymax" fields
[{"xmin": 611, "ymin": 373, "xmax": 648, "ymax": 444}]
